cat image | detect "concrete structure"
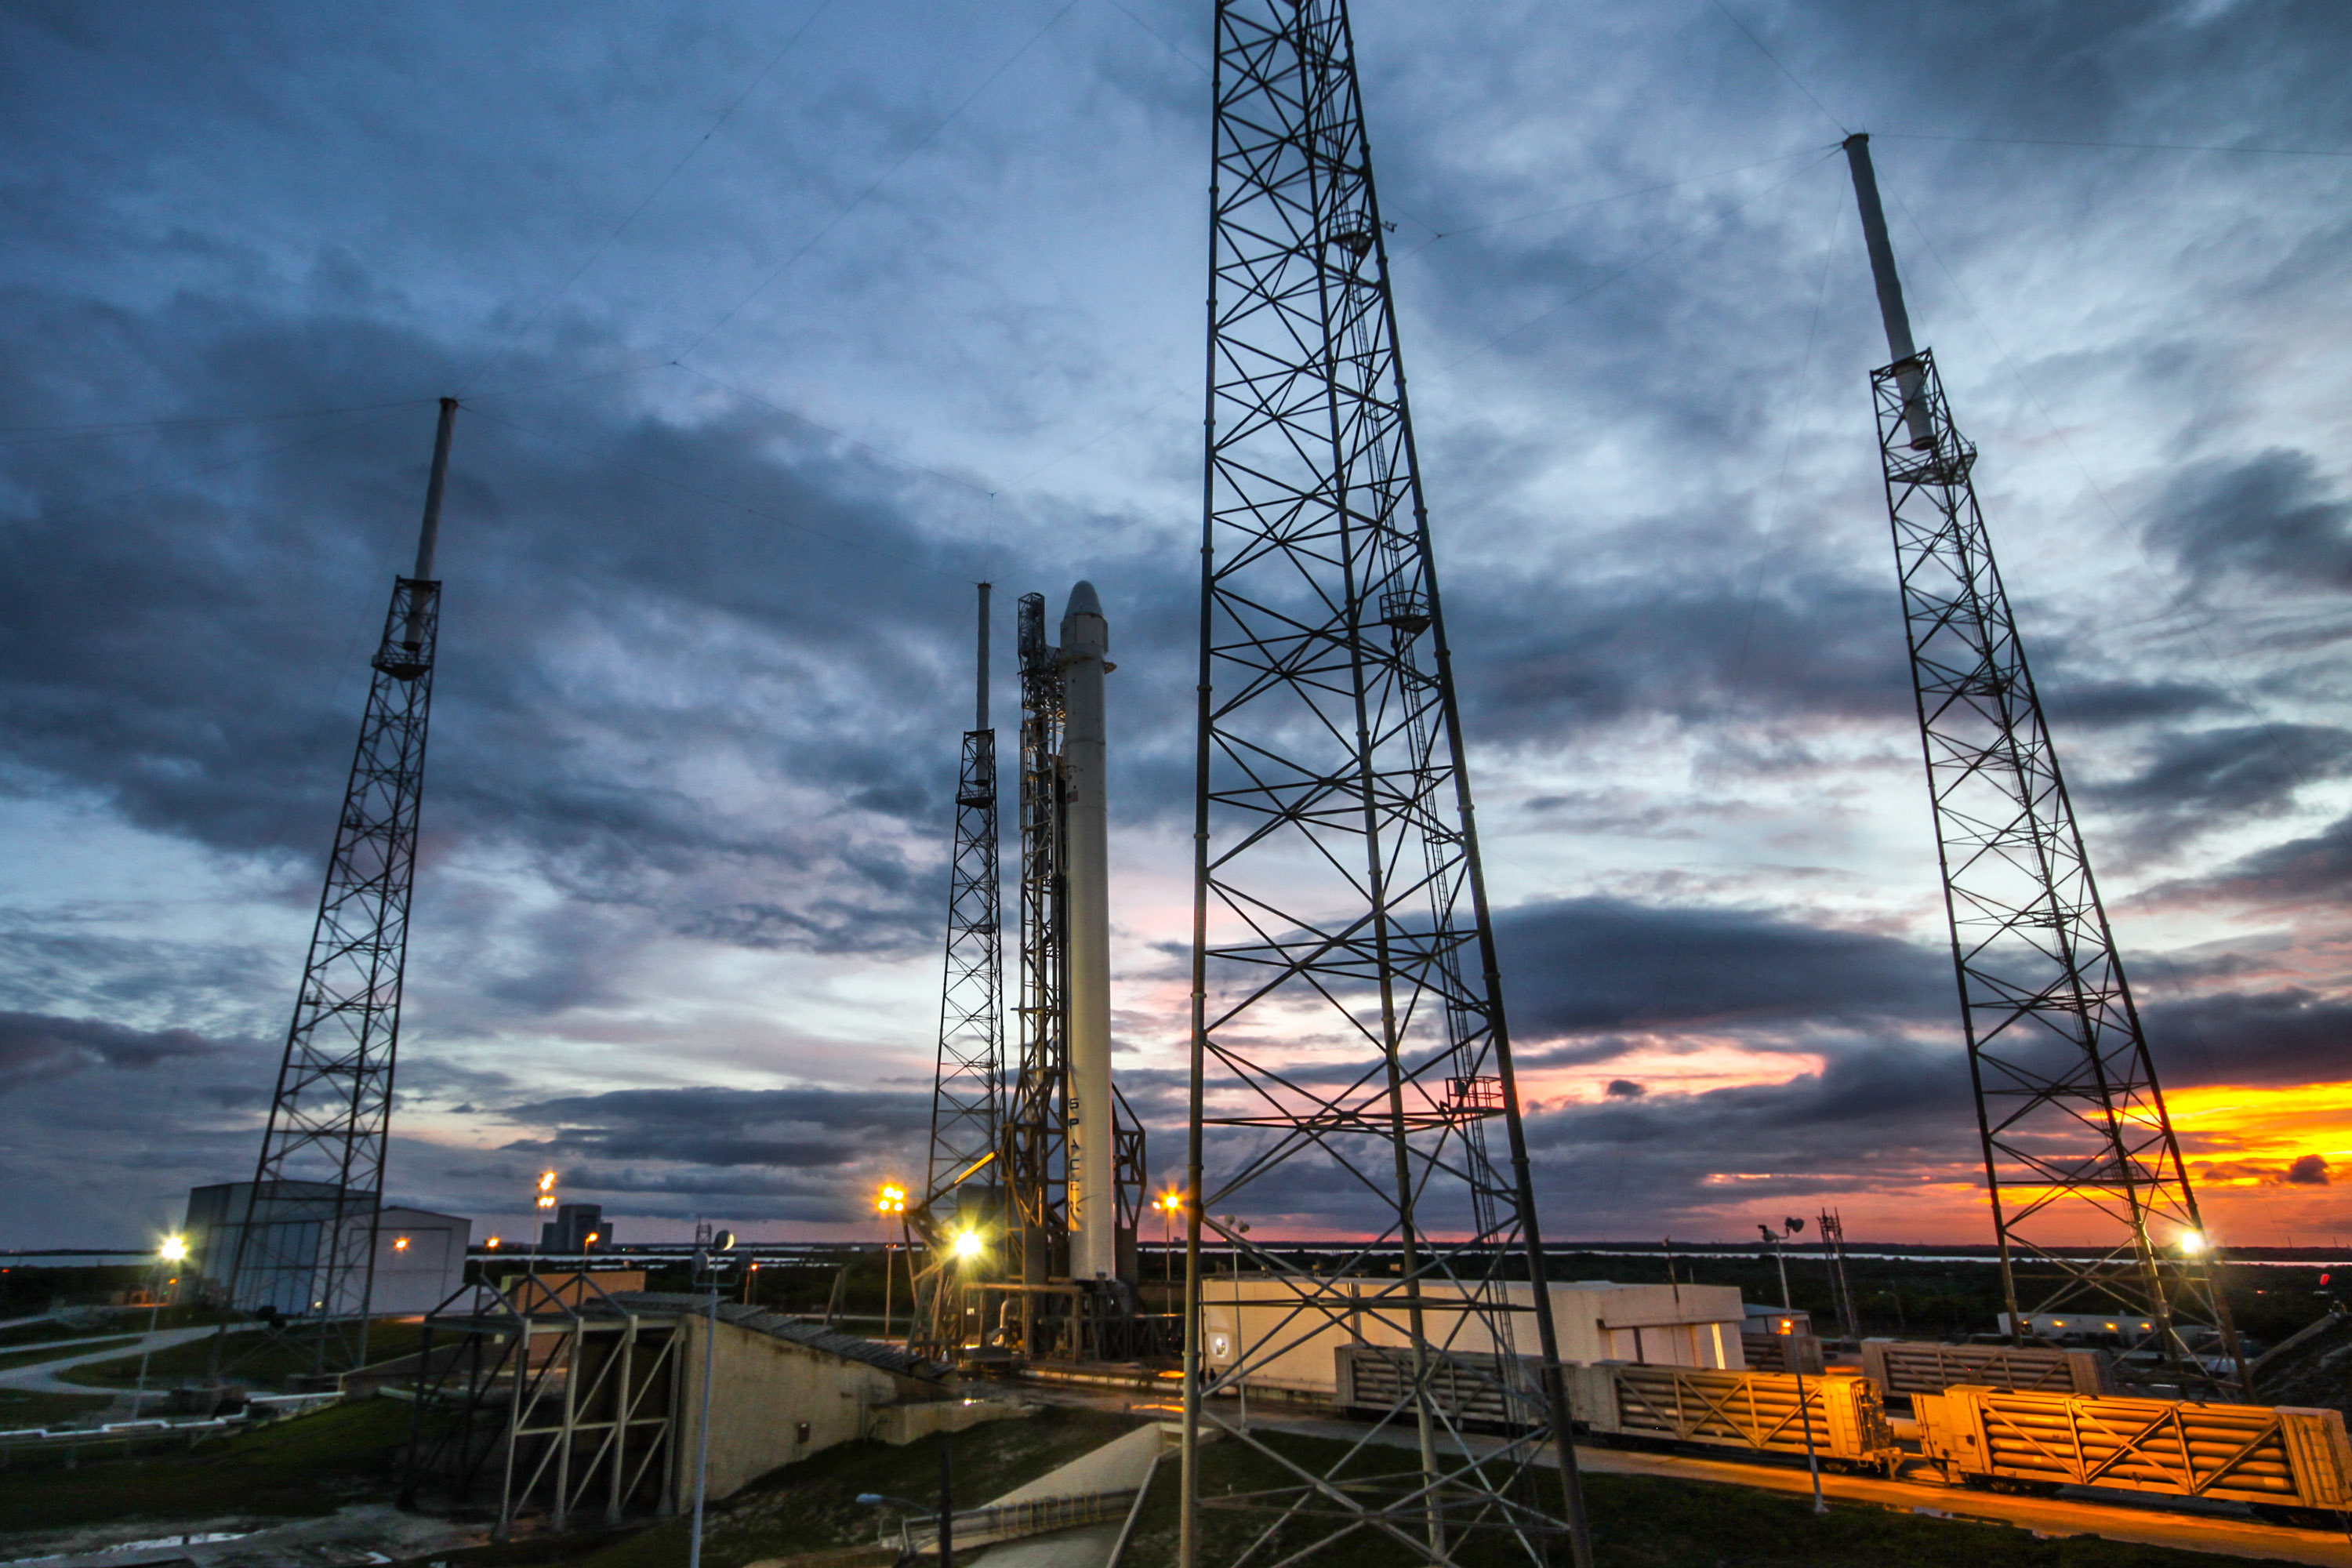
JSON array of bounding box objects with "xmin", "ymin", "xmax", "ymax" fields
[
  {"xmin": 1200, "ymin": 1276, "xmax": 1747, "ymax": 1397},
  {"xmin": 1058, "ymin": 581, "xmax": 1116, "ymax": 1283},
  {"xmin": 644, "ymin": 1296, "xmax": 1028, "ymax": 1504},
  {"xmin": 404, "ymin": 1277, "xmax": 1029, "ymax": 1530},
  {"xmin": 181, "ymin": 1182, "xmax": 468, "ymax": 1316}
]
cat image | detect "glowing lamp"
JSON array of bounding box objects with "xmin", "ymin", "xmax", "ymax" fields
[
  {"xmin": 394, "ymin": 1236, "xmax": 410, "ymax": 1252},
  {"xmin": 953, "ymin": 1230, "xmax": 984, "ymax": 1261},
  {"xmin": 486, "ymin": 1237, "xmax": 501, "ymax": 1249},
  {"xmin": 159, "ymin": 1236, "xmax": 188, "ymax": 1264},
  {"xmin": 2179, "ymin": 1231, "xmax": 2207, "ymax": 1256}
]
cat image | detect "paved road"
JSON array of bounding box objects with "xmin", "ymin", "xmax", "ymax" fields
[{"xmin": 0, "ymin": 1326, "xmax": 216, "ymax": 1393}]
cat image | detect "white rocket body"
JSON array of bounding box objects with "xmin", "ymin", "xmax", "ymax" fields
[{"xmin": 1060, "ymin": 581, "xmax": 1117, "ymax": 1281}]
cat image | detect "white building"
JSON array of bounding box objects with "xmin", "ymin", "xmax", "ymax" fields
[
  {"xmin": 180, "ymin": 1181, "xmax": 468, "ymax": 1317},
  {"xmin": 1201, "ymin": 1276, "xmax": 1748, "ymax": 1398},
  {"xmin": 368, "ymin": 1206, "xmax": 471, "ymax": 1315}
]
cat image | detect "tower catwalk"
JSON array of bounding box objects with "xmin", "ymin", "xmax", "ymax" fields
[
  {"xmin": 1180, "ymin": 5, "xmax": 1590, "ymax": 1564},
  {"xmin": 924, "ymin": 583, "xmax": 1004, "ymax": 1221},
  {"xmin": 216, "ymin": 398, "xmax": 458, "ymax": 1375},
  {"xmin": 1843, "ymin": 135, "xmax": 2244, "ymax": 1387}
]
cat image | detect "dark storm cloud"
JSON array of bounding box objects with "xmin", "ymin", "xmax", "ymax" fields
[
  {"xmin": 500, "ymin": 1084, "xmax": 931, "ymax": 1168},
  {"xmin": 1451, "ymin": 566, "xmax": 1912, "ymax": 742},
  {"xmin": 0, "ymin": 298, "xmax": 1057, "ymax": 971},
  {"xmin": 483, "ymin": 1083, "xmax": 942, "ymax": 1222},
  {"xmin": 2151, "ymin": 448, "xmax": 2352, "ymax": 591},
  {"xmin": 2140, "ymin": 987, "xmax": 2352, "ymax": 1089},
  {"xmin": 2089, "ymin": 723, "xmax": 2352, "ymax": 856},
  {"xmin": 1523, "ymin": 1033, "xmax": 1974, "ymax": 1229},
  {"xmin": 0, "ymin": 1009, "xmax": 228, "ymax": 1091},
  {"xmin": 2158, "ymin": 812, "xmax": 2352, "ymax": 906},
  {"xmin": 1493, "ymin": 895, "xmax": 1944, "ymax": 1041}
]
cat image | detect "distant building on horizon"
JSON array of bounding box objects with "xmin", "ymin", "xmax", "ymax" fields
[{"xmin": 541, "ymin": 1201, "xmax": 610, "ymax": 1254}]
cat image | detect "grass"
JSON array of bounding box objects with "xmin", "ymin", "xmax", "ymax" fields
[
  {"xmin": 0, "ymin": 1398, "xmax": 414, "ymax": 1533},
  {"xmin": 1106, "ymin": 1428, "xmax": 2312, "ymax": 1568},
  {"xmin": 552, "ymin": 1403, "xmax": 1148, "ymax": 1568},
  {"xmin": 61, "ymin": 1320, "xmax": 430, "ymax": 1391}
]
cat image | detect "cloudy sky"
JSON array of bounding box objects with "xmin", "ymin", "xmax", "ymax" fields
[{"xmin": 5, "ymin": 0, "xmax": 2351, "ymax": 1254}]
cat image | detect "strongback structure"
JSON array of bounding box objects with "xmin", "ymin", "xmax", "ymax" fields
[
  {"xmin": 1842, "ymin": 135, "xmax": 2243, "ymax": 1387},
  {"xmin": 216, "ymin": 399, "xmax": 458, "ymax": 1374},
  {"xmin": 1180, "ymin": 5, "xmax": 1589, "ymax": 1565},
  {"xmin": 1002, "ymin": 590, "xmax": 1073, "ymax": 1345}
]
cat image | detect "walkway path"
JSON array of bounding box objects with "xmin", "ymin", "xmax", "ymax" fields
[{"xmin": 0, "ymin": 1327, "xmax": 215, "ymax": 1394}]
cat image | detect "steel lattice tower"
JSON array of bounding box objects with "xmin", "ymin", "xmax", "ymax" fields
[
  {"xmin": 909, "ymin": 586, "xmax": 1005, "ymax": 1355},
  {"xmin": 216, "ymin": 399, "xmax": 458, "ymax": 1375},
  {"xmin": 1844, "ymin": 136, "xmax": 2244, "ymax": 1387},
  {"xmin": 925, "ymin": 584, "xmax": 1004, "ymax": 1216},
  {"xmin": 1178, "ymin": 6, "xmax": 1590, "ymax": 1564}
]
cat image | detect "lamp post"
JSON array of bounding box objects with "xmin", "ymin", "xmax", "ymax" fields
[
  {"xmin": 1153, "ymin": 1192, "xmax": 1184, "ymax": 1288},
  {"xmin": 133, "ymin": 1236, "xmax": 187, "ymax": 1410},
  {"xmin": 877, "ymin": 1185, "xmax": 907, "ymax": 1341},
  {"xmin": 688, "ymin": 1226, "xmax": 736, "ymax": 1568},
  {"xmin": 1762, "ymin": 1218, "xmax": 1825, "ymax": 1517},
  {"xmin": 923, "ymin": 1229, "xmax": 988, "ymax": 1568}
]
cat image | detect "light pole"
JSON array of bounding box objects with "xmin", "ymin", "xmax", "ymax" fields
[
  {"xmin": 688, "ymin": 1226, "xmax": 736, "ymax": 1568},
  {"xmin": 1762, "ymin": 1218, "xmax": 1824, "ymax": 1515},
  {"xmin": 1152, "ymin": 1192, "xmax": 1184, "ymax": 1288},
  {"xmin": 877, "ymin": 1185, "xmax": 907, "ymax": 1341},
  {"xmin": 133, "ymin": 1236, "xmax": 187, "ymax": 1410}
]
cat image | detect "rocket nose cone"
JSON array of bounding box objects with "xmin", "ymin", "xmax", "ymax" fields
[{"xmin": 1063, "ymin": 580, "xmax": 1102, "ymax": 621}]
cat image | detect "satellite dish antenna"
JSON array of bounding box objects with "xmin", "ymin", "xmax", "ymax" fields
[{"xmin": 713, "ymin": 1230, "xmax": 737, "ymax": 1252}]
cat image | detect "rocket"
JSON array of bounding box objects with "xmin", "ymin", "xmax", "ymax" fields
[{"xmin": 1060, "ymin": 581, "xmax": 1117, "ymax": 1282}]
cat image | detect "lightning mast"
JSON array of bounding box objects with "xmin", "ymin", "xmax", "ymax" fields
[
  {"xmin": 924, "ymin": 584, "xmax": 1004, "ymax": 1220},
  {"xmin": 216, "ymin": 398, "xmax": 458, "ymax": 1375},
  {"xmin": 1179, "ymin": 5, "xmax": 1590, "ymax": 1564},
  {"xmin": 910, "ymin": 586, "xmax": 1005, "ymax": 1353},
  {"xmin": 1843, "ymin": 135, "xmax": 2244, "ymax": 1387}
]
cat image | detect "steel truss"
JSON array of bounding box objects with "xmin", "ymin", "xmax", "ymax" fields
[
  {"xmin": 216, "ymin": 572, "xmax": 439, "ymax": 1374},
  {"xmin": 1875, "ymin": 350, "xmax": 2243, "ymax": 1386},
  {"xmin": 914, "ymin": 587, "xmax": 1007, "ymax": 1356},
  {"xmin": 399, "ymin": 1274, "xmax": 680, "ymax": 1536},
  {"xmin": 927, "ymin": 727, "xmax": 1004, "ymax": 1205},
  {"xmin": 1179, "ymin": 5, "xmax": 1588, "ymax": 1564}
]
